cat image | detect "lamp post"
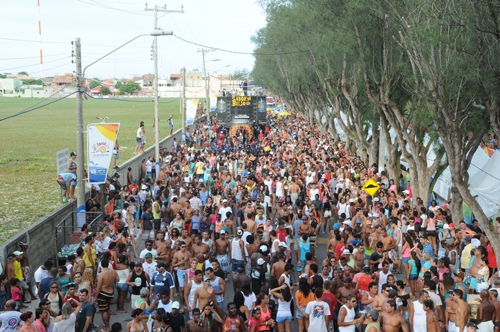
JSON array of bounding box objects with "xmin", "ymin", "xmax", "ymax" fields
[{"xmin": 74, "ymin": 31, "xmax": 172, "ymax": 217}]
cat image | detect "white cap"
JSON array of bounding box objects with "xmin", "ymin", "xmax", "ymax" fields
[
  {"xmin": 257, "ymin": 258, "xmax": 266, "ymax": 265},
  {"xmin": 259, "ymin": 245, "xmax": 268, "ymax": 252},
  {"xmin": 279, "ymin": 242, "xmax": 287, "ymax": 248},
  {"xmin": 171, "ymin": 301, "xmax": 180, "ymax": 309},
  {"xmin": 373, "ymin": 198, "xmax": 379, "ymax": 202},
  {"xmin": 222, "ymin": 199, "xmax": 228, "ymax": 203},
  {"xmin": 141, "ymin": 184, "xmax": 148, "ymax": 190},
  {"xmin": 349, "ymin": 198, "xmax": 355, "ymax": 203},
  {"xmin": 220, "ymin": 230, "xmax": 226, "ymax": 235},
  {"xmin": 342, "ymin": 249, "xmax": 351, "ymax": 255},
  {"xmin": 403, "ymin": 190, "xmax": 410, "ymax": 194},
  {"xmin": 343, "ymin": 220, "xmax": 351, "ymax": 225}
]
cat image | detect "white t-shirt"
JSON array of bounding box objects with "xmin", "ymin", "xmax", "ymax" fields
[
  {"xmin": 140, "ymin": 249, "xmax": 158, "ymax": 260},
  {"xmin": 34, "ymin": 266, "xmax": 49, "ymax": 283},
  {"xmin": 242, "ymin": 291, "xmax": 256, "ymax": 311},
  {"xmin": 143, "ymin": 261, "xmax": 157, "ymax": 278},
  {"xmin": 0, "ymin": 311, "xmax": 21, "ymax": 332},
  {"xmin": 305, "ymin": 300, "xmax": 331, "ymax": 332},
  {"xmin": 219, "ymin": 206, "xmax": 232, "ymax": 222},
  {"xmin": 264, "ymin": 180, "xmax": 273, "ymax": 193},
  {"xmin": 53, "ymin": 313, "xmax": 76, "ymax": 332},
  {"xmin": 137, "ymin": 127, "xmax": 143, "ymax": 139}
]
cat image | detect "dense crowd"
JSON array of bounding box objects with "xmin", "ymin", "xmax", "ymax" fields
[{"xmin": 2, "ymin": 111, "xmax": 500, "ymax": 332}]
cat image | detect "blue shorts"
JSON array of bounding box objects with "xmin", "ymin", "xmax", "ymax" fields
[
  {"xmin": 409, "ymin": 274, "xmax": 418, "ymax": 280},
  {"xmin": 296, "ymin": 260, "xmax": 306, "ymax": 272},
  {"xmin": 364, "ymin": 254, "xmax": 371, "ymax": 261},
  {"xmin": 276, "ymin": 314, "xmax": 292, "ymax": 323},
  {"xmin": 177, "ymin": 269, "xmax": 187, "ymax": 287},
  {"xmin": 296, "ymin": 305, "xmax": 307, "ymax": 319},
  {"xmin": 116, "ymin": 283, "xmax": 129, "ymax": 292},
  {"xmin": 402, "ymin": 257, "xmax": 410, "ymax": 264},
  {"xmin": 232, "ymin": 259, "xmax": 244, "ymax": 273}
]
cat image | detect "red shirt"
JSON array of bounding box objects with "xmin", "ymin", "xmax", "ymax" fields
[
  {"xmin": 321, "ymin": 292, "xmax": 337, "ymax": 320},
  {"xmin": 276, "ymin": 229, "xmax": 287, "ymax": 243},
  {"xmin": 335, "ymin": 243, "xmax": 346, "ymax": 260},
  {"xmin": 487, "ymin": 244, "xmax": 497, "ymax": 268}
]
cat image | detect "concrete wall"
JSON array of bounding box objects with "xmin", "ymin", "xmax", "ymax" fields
[{"xmin": 0, "ymin": 118, "xmax": 203, "ymax": 277}]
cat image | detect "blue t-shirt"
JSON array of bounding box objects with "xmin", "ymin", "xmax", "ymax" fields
[
  {"xmin": 293, "ymin": 219, "xmax": 303, "ymax": 239},
  {"xmin": 151, "ymin": 271, "xmax": 175, "ymax": 297}
]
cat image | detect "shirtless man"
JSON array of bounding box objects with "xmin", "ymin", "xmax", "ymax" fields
[
  {"xmin": 336, "ymin": 277, "xmax": 357, "ymax": 307},
  {"xmin": 289, "ymin": 178, "xmax": 301, "ymax": 205},
  {"xmin": 172, "ymin": 241, "xmax": 192, "ymax": 312},
  {"xmin": 213, "ymin": 230, "xmax": 231, "ymax": 279},
  {"xmin": 245, "ymin": 235, "xmax": 259, "ymax": 277},
  {"xmin": 156, "ymin": 238, "xmax": 172, "ymax": 270},
  {"xmin": 170, "ymin": 197, "xmax": 183, "ymax": 216},
  {"xmin": 298, "ymin": 217, "xmax": 313, "ymax": 239},
  {"xmin": 423, "ymin": 299, "xmax": 440, "ymax": 332},
  {"xmin": 243, "ymin": 202, "xmax": 256, "ymax": 218},
  {"xmin": 232, "ymin": 267, "xmax": 247, "ymax": 292},
  {"xmin": 477, "ymin": 290, "xmax": 496, "ymax": 332},
  {"xmin": 271, "ymin": 252, "xmax": 287, "ymax": 280},
  {"xmin": 447, "ymin": 289, "xmax": 470, "ymax": 332},
  {"xmin": 186, "ymin": 308, "xmax": 207, "ymax": 332},
  {"xmin": 244, "ymin": 213, "xmax": 256, "ymax": 234},
  {"xmin": 180, "ymin": 230, "xmax": 193, "ymax": 252},
  {"xmin": 192, "ymin": 235, "xmax": 209, "ymax": 271},
  {"xmin": 380, "ymin": 300, "xmax": 408, "ymax": 332},
  {"xmin": 372, "ymin": 283, "xmax": 390, "ymax": 312},
  {"xmin": 153, "ymin": 231, "xmax": 168, "ymax": 250},
  {"xmin": 95, "ymin": 259, "xmax": 119, "ymax": 332},
  {"xmin": 327, "ymin": 235, "xmax": 338, "ymax": 254},
  {"xmin": 380, "ymin": 228, "xmax": 396, "ymax": 251}
]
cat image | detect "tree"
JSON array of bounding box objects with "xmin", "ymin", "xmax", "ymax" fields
[
  {"xmin": 119, "ymin": 81, "xmax": 140, "ymax": 95},
  {"xmin": 23, "ymin": 79, "xmax": 44, "ymax": 85},
  {"xmin": 90, "ymin": 81, "xmax": 100, "ymax": 89},
  {"xmin": 100, "ymin": 86, "xmax": 111, "ymax": 95},
  {"xmin": 17, "ymin": 71, "xmax": 29, "ymax": 76}
]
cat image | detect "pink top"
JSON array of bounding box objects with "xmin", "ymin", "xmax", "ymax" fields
[
  {"xmin": 402, "ymin": 247, "xmax": 411, "ymax": 258},
  {"xmin": 427, "ymin": 218, "xmax": 436, "ymax": 231},
  {"xmin": 11, "ymin": 286, "xmax": 21, "ymax": 301}
]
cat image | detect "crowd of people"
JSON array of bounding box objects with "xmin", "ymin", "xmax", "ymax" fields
[{"xmin": 2, "ymin": 110, "xmax": 500, "ymax": 332}]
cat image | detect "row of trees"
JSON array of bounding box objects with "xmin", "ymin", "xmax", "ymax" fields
[{"xmin": 252, "ymin": 0, "xmax": 500, "ymax": 264}]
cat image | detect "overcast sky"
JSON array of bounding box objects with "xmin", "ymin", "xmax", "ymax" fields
[{"xmin": 0, "ymin": 0, "xmax": 266, "ymax": 79}]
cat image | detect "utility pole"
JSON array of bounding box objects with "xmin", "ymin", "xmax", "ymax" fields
[
  {"xmin": 75, "ymin": 38, "xmax": 85, "ymax": 219},
  {"xmin": 145, "ymin": 3, "xmax": 183, "ymax": 174},
  {"xmin": 198, "ymin": 48, "xmax": 210, "ymax": 121},
  {"xmin": 182, "ymin": 67, "xmax": 186, "ymax": 135}
]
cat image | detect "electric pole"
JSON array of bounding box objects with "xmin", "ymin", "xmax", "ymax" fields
[
  {"xmin": 75, "ymin": 38, "xmax": 85, "ymax": 217},
  {"xmin": 145, "ymin": 3, "xmax": 183, "ymax": 174},
  {"xmin": 182, "ymin": 67, "xmax": 186, "ymax": 135},
  {"xmin": 198, "ymin": 48, "xmax": 211, "ymax": 121}
]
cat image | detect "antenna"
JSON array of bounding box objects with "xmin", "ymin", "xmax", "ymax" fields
[{"xmin": 37, "ymin": 0, "xmax": 44, "ymax": 78}]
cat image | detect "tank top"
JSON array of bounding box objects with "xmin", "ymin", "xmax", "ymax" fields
[
  {"xmin": 231, "ymin": 239, "xmax": 244, "ymax": 261},
  {"xmin": 299, "ymin": 241, "xmax": 310, "ymax": 261},
  {"xmin": 402, "ymin": 247, "xmax": 411, "ymax": 258},
  {"xmin": 117, "ymin": 269, "xmax": 130, "ymax": 284},
  {"xmin": 77, "ymin": 282, "xmax": 88, "ymax": 293},
  {"xmin": 258, "ymin": 305, "xmax": 272, "ymax": 331},
  {"xmin": 412, "ymin": 300, "xmax": 427, "ymax": 332},
  {"xmin": 377, "ymin": 270, "xmax": 389, "ymax": 293},
  {"xmin": 188, "ymin": 281, "xmax": 203, "ymax": 308},
  {"xmin": 427, "ymin": 218, "xmax": 436, "ymax": 231},
  {"xmin": 131, "ymin": 271, "xmax": 147, "ymax": 295},
  {"xmin": 280, "ymin": 273, "xmax": 290, "ymax": 286},
  {"xmin": 83, "ymin": 245, "xmax": 95, "ymax": 267},
  {"xmin": 192, "ymin": 215, "xmax": 201, "ymax": 231},
  {"xmin": 339, "ymin": 305, "xmax": 356, "ymax": 332},
  {"xmin": 210, "ymin": 277, "xmax": 223, "ymax": 303},
  {"xmin": 271, "ymin": 239, "xmax": 280, "ymax": 254},
  {"xmin": 276, "ymin": 298, "xmax": 291, "ymax": 317},
  {"xmin": 365, "ymin": 322, "xmax": 380, "ymax": 332}
]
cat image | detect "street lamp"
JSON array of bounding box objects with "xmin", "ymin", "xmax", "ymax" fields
[{"xmin": 74, "ymin": 31, "xmax": 172, "ymax": 219}]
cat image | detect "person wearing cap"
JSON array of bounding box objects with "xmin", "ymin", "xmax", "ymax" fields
[
  {"xmin": 150, "ymin": 261, "xmax": 175, "ymax": 301},
  {"xmin": 467, "ymin": 322, "xmax": 478, "ymax": 332},
  {"xmin": 193, "ymin": 275, "xmax": 217, "ymax": 312},
  {"xmin": 68, "ymin": 151, "xmax": 77, "ymax": 174},
  {"xmin": 168, "ymin": 300, "xmax": 186, "ymax": 332},
  {"xmin": 218, "ymin": 199, "xmax": 232, "ymax": 223},
  {"xmin": 231, "ymin": 230, "xmax": 245, "ymax": 280},
  {"xmin": 142, "ymin": 253, "xmax": 157, "ymax": 278},
  {"xmin": 359, "ymin": 309, "xmax": 380, "ymax": 332},
  {"xmin": 11, "ymin": 251, "xmax": 30, "ymax": 304},
  {"xmin": 251, "ymin": 258, "xmax": 267, "ymax": 296}
]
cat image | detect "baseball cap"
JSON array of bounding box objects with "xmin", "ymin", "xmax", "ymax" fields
[
  {"xmin": 373, "ymin": 197, "xmax": 379, "ymax": 202},
  {"xmin": 278, "ymin": 198, "xmax": 284, "ymax": 203},
  {"xmin": 237, "ymin": 229, "xmax": 243, "ymax": 237},
  {"xmin": 343, "ymin": 220, "xmax": 351, "ymax": 225},
  {"xmin": 259, "ymin": 245, "xmax": 268, "ymax": 252},
  {"xmin": 70, "ymin": 152, "xmax": 77, "ymax": 157},
  {"xmin": 368, "ymin": 309, "xmax": 379, "ymax": 321},
  {"xmin": 220, "ymin": 230, "xmax": 226, "ymax": 235},
  {"xmin": 279, "ymin": 242, "xmax": 287, "ymax": 248},
  {"xmin": 467, "ymin": 323, "xmax": 477, "ymax": 328},
  {"xmin": 334, "ymin": 223, "xmax": 340, "ymax": 229},
  {"xmin": 7, "ymin": 254, "xmax": 16, "ymax": 260},
  {"xmin": 13, "ymin": 251, "xmax": 23, "ymax": 256},
  {"xmin": 343, "ymin": 277, "xmax": 352, "ymax": 283},
  {"xmin": 134, "ymin": 262, "xmax": 142, "ymax": 267},
  {"xmin": 222, "ymin": 199, "xmax": 228, "ymax": 203},
  {"xmin": 19, "ymin": 241, "xmax": 29, "ymax": 247},
  {"xmin": 257, "ymin": 224, "xmax": 265, "ymax": 228},
  {"xmin": 145, "ymin": 253, "xmax": 153, "ymax": 259},
  {"xmin": 363, "ymin": 266, "xmax": 370, "ymax": 272},
  {"xmin": 141, "ymin": 184, "xmax": 148, "ymax": 190},
  {"xmin": 156, "ymin": 262, "xmax": 166, "ymax": 269},
  {"xmin": 302, "ymin": 215, "xmax": 308, "ymax": 220},
  {"xmin": 464, "ymin": 236, "xmax": 471, "ymax": 242},
  {"xmin": 171, "ymin": 301, "xmax": 180, "ymax": 310},
  {"xmin": 257, "ymin": 258, "xmax": 266, "ymax": 265},
  {"xmin": 203, "ymin": 275, "xmax": 211, "ymax": 281},
  {"xmin": 342, "ymin": 249, "xmax": 351, "ymax": 256}
]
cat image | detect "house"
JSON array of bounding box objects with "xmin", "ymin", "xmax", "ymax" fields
[
  {"xmin": 52, "ymin": 73, "xmax": 74, "ymax": 86},
  {"xmin": 0, "ymin": 78, "xmax": 43, "ymax": 97}
]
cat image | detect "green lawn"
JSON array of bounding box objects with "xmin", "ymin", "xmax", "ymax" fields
[{"xmin": 0, "ymin": 96, "xmax": 183, "ymax": 242}]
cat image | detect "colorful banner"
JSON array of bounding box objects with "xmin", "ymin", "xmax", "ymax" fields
[
  {"xmin": 186, "ymin": 99, "xmax": 198, "ymax": 125},
  {"xmin": 210, "ymin": 94, "xmax": 218, "ymax": 111},
  {"xmin": 87, "ymin": 123, "xmax": 120, "ymax": 184},
  {"xmin": 463, "ymin": 202, "xmax": 473, "ymax": 224}
]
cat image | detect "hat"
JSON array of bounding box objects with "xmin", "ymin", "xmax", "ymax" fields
[
  {"xmin": 464, "ymin": 236, "xmax": 472, "ymax": 242},
  {"xmin": 141, "ymin": 184, "xmax": 148, "ymax": 190},
  {"xmin": 307, "ymin": 171, "xmax": 311, "ymax": 174},
  {"xmin": 346, "ymin": 226, "xmax": 353, "ymax": 233},
  {"xmin": 299, "ymin": 273, "xmax": 309, "ymax": 279},
  {"xmin": 363, "ymin": 265, "xmax": 370, "ymax": 272},
  {"xmin": 134, "ymin": 262, "xmax": 142, "ymax": 267},
  {"xmin": 171, "ymin": 301, "xmax": 180, "ymax": 310},
  {"xmin": 343, "ymin": 277, "xmax": 352, "ymax": 283},
  {"xmin": 279, "ymin": 242, "xmax": 287, "ymax": 248},
  {"xmin": 343, "ymin": 220, "xmax": 351, "ymax": 225},
  {"xmin": 19, "ymin": 241, "xmax": 29, "ymax": 247},
  {"xmin": 13, "ymin": 251, "xmax": 23, "ymax": 256},
  {"xmin": 443, "ymin": 204, "xmax": 449, "ymax": 209},
  {"xmin": 222, "ymin": 199, "xmax": 228, "ymax": 203},
  {"xmin": 356, "ymin": 219, "xmax": 361, "ymax": 224},
  {"xmin": 467, "ymin": 323, "xmax": 477, "ymax": 328},
  {"xmin": 203, "ymin": 275, "xmax": 211, "ymax": 281},
  {"xmin": 334, "ymin": 223, "xmax": 340, "ymax": 229},
  {"xmin": 70, "ymin": 152, "xmax": 77, "ymax": 157},
  {"xmin": 342, "ymin": 249, "xmax": 351, "ymax": 256},
  {"xmin": 337, "ymin": 266, "xmax": 344, "ymax": 271},
  {"xmin": 373, "ymin": 197, "xmax": 379, "ymax": 202},
  {"xmin": 220, "ymin": 230, "xmax": 226, "ymax": 235},
  {"xmin": 237, "ymin": 229, "xmax": 243, "ymax": 237},
  {"xmin": 349, "ymin": 199, "xmax": 355, "ymax": 203},
  {"xmin": 368, "ymin": 309, "xmax": 379, "ymax": 321},
  {"xmin": 257, "ymin": 258, "xmax": 266, "ymax": 265},
  {"xmin": 403, "ymin": 190, "xmax": 410, "ymax": 194},
  {"xmin": 278, "ymin": 198, "xmax": 284, "ymax": 203},
  {"xmin": 259, "ymin": 245, "xmax": 268, "ymax": 252},
  {"xmin": 156, "ymin": 262, "xmax": 166, "ymax": 269},
  {"xmin": 349, "ymin": 239, "xmax": 358, "ymax": 245},
  {"xmin": 302, "ymin": 215, "xmax": 308, "ymax": 220},
  {"xmin": 7, "ymin": 253, "xmax": 16, "ymax": 260},
  {"xmin": 145, "ymin": 253, "xmax": 153, "ymax": 259}
]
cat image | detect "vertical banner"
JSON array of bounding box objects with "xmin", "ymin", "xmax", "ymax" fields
[
  {"xmin": 210, "ymin": 93, "xmax": 218, "ymax": 111},
  {"xmin": 87, "ymin": 123, "xmax": 120, "ymax": 184},
  {"xmin": 186, "ymin": 99, "xmax": 198, "ymax": 125},
  {"xmin": 56, "ymin": 148, "xmax": 69, "ymax": 175}
]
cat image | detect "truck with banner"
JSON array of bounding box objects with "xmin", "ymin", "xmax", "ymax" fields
[{"xmin": 215, "ymin": 96, "xmax": 267, "ymax": 137}]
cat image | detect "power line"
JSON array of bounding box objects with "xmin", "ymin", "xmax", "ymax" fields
[
  {"xmin": 84, "ymin": 92, "xmax": 179, "ymax": 104},
  {"xmin": 0, "ymin": 56, "xmax": 70, "ymax": 72},
  {"xmin": 172, "ymin": 34, "xmax": 311, "ymax": 56},
  {"xmin": 0, "ymin": 90, "xmax": 77, "ymax": 122},
  {"xmin": 0, "ymin": 37, "xmax": 67, "ymax": 44},
  {"xmin": 76, "ymin": 0, "xmax": 150, "ymax": 16},
  {"xmin": 0, "ymin": 52, "xmax": 68, "ymax": 61}
]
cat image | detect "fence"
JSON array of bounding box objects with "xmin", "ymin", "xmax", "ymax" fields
[{"xmin": 0, "ymin": 117, "xmax": 204, "ymax": 277}]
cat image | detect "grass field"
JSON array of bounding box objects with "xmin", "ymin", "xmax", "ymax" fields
[{"xmin": 0, "ymin": 96, "xmax": 185, "ymax": 243}]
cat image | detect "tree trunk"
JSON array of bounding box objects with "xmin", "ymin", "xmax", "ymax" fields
[
  {"xmin": 368, "ymin": 128, "xmax": 380, "ymax": 167},
  {"xmin": 449, "ymin": 186, "xmax": 463, "ymax": 223}
]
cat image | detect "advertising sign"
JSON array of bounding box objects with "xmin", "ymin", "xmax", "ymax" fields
[
  {"xmin": 87, "ymin": 123, "xmax": 120, "ymax": 184},
  {"xmin": 186, "ymin": 99, "xmax": 199, "ymax": 125}
]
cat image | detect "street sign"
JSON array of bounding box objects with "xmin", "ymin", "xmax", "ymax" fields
[
  {"xmin": 56, "ymin": 148, "xmax": 69, "ymax": 175},
  {"xmin": 363, "ymin": 178, "xmax": 380, "ymax": 197}
]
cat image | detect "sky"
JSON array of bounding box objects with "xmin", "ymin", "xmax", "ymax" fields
[{"xmin": 0, "ymin": 0, "xmax": 267, "ymax": 79}]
